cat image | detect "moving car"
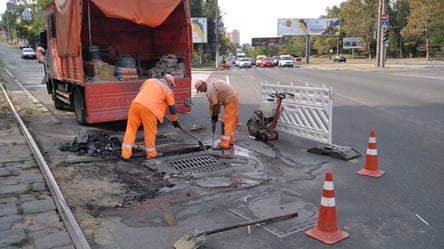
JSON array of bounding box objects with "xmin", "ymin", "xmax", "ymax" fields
[
  {"xmin": 272, "ymin": 56, "xmax": 280, "ymax": 66},
  {"xmin": 334, "ymin": 55, "xmax": 346, "ymax": 63},
  {"xmin": 278, "ymin": 55, "xmax": 294, "ymax": 67},
  {"xmin": 235, "ymin": 52, "xmax": 246, "ymax": 67},
  {"xmin": 238, "ymin": 57, "xmax": 252, "ymax": 68},
  {"xmin": 19, "ymin": 41, "xmax": 29, "ymax": 49},
  {"xmin": 21, "ymin": 47, "xmax": 36, "ymax": 59},
  {"xmin": 260, "ymin": 57, "xmax": 274, "ymax": 68},
  {"xmin": 255, "ymin": 55, "xmax": 266, "ymax": 66}
]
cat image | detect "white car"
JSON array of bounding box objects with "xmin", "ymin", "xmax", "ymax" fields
[
  {"xmin": 238, "ymin": 57, "xmax": 252, "ymax": 68},
  {"xmin": 278, "ymin": 55, "xmax": 294, "ymax": 67},
  {"xmin": 21, "ymin": 47, "xmax": 36, "ymax": 59}
]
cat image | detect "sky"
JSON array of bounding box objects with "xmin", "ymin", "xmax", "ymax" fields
[
  {"xmin": 0, "ymin": 0, "xmax": 6, "ymax": 16},
  {"xmin": 218, "ymin": 0, "xmax": 345, "ymax": 44}
]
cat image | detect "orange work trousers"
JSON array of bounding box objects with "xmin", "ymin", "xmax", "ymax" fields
[
  {"xmin": 121, "ymin": 102, "xmax": 158, "ymax": 159},
  {"xmin": 220, "ymin": 96, "xmax": 239, "ymax": 148}
]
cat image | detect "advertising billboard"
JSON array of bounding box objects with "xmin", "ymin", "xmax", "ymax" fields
[
  {"xmin": 277, "ymin": 18, "xmax": 340, "ymax": 36},
  {"xmin": 251, "ymin": 37, "xmax": 285, "ymax": 47},
  {"xmin": 191, "ymin": 18, "xmax": 208, "ymax": 43},
  {"xmin": 343, "ymin": 37, "xmax": 362, "ymax": 49}
]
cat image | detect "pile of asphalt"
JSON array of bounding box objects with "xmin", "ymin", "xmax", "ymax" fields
[{"xmin": 59, "ymin": 128, "xmax": 125, "ymax": 157}]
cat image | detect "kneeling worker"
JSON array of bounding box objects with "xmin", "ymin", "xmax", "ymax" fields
[
  {"xmin": 194, "ymin": 78, "xmax": 239, "ymax": 148},
  {"xmin": 121, "ymin": 74, "xmax": 180, "ymax": 160}
]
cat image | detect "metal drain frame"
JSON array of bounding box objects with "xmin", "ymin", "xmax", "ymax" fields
[
  {"xmin": 166, "ymin": 154, "xmax": 232, "ymax": 177},
  {"xmin": 135, "ymin": 134, "xmax": 176, "ymax": 147}
]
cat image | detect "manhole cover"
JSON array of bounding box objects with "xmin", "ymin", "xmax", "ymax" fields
[
  {"xmin": 166, "ymin": 155, "xmax": 232, "ymax": 177},
  {"xmin": 229, "ymin": 190, "xmax": 318, "ymax": 238}
]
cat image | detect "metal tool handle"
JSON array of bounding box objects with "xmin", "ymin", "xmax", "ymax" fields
[{"xmin": 199, "ymin": 211, "xmax": 298, "ymax": 236}]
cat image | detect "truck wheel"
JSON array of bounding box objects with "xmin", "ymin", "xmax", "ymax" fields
[
  {"xmin": 73, "ymin": 87, "xmax": 87, "ymax": 125},
  {"xmin": 52, "ymin": 82, "xmax": 64, "ymax": 110}
]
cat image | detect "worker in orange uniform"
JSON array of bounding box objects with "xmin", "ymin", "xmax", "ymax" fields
[
  {"xmin": 121, "ymin": 74, "xmax": 180, "ymax": 160},
  {"xmin": 194, "ymin": 78, "xmax": 239, "ymax": 148}
]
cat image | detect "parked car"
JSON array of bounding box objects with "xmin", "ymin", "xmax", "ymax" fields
[
  {"xmin": 21, "ymin": 47, "xmax": 36, "ymax": 59},
  {"xmin": 255, "ymin": 55, "xmax": 266, "ymax": 66},
  {"xmin": 19, "ymin": 41, "xmax": 29, "ymax": 49},
  {"xmin": 260, "ymin": 57, "xmax": 274, "ymax": 67},
  {"xmin": 278, "ymin": 55, "xmax": 294, "ymax": 67},
  {"xmin": 272, "ymin": 56, "xmax": 280, "ymax": 66},
  {"xmin": 238, "ymin": 57, "xmax": 252, "ymax": 68},
  {"xmin": 36, "ymin": 47, "xmax": 46, "ymax": 63},
  {"xmin": 334, "ymin": 55, "xmax": 346, "ymax": 63},
  {"xmin": 250, "ymin": 57, "xmax": 256, "ymax": 66}
]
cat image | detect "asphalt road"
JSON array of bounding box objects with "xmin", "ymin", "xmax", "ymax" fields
[{"xmin": 1, "ymin": 40, "xmax": 444, "ymax": 249}]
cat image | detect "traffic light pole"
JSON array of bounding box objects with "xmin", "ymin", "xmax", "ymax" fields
[
  {"xmin": 376, "ymin": 0, "xmax": 382, "ymax": 67},
  {"xmin": 379, "ymin": 0, "xmax": 387, "ymax": 68}
]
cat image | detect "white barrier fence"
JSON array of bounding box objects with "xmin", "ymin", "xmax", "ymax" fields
[{"xmin": 261, "ymin": 81, "xmax": 333, "ymax": 144}]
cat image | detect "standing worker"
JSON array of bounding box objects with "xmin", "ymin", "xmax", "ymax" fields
[
  {"xmin": 121, "ymin": 74, "xmax": 180, "ymax": 160},
  {"xmin": 194, "ymin": 78, "xmax": 239, "ymax": 149}
]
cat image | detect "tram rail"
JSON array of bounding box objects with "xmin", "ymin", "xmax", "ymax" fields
[{"xmin": 0, "ymin": 83, "xmax": 91, "ymax": 249}]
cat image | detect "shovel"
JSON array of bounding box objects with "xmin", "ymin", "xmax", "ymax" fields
[
  {"xmin": 179, "ymin": 126, "xmax": 206, "ymax": 151},
  {"xmin": 173, "ymin": 211, "xmax": 298, "ymax": 249}
]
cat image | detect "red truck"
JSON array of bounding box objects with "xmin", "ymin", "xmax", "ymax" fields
[{"xmin": 40, "ymin": 0, "xmax": 193, "ymax": 124}]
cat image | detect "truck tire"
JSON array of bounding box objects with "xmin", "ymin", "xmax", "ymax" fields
[
  {"xmin": 73, "ymin": 87, "xmax": 87, "ymax": 125},
  {"xmin": 51, "ymin": 81, "xmax": 65, "ymax": 110}
]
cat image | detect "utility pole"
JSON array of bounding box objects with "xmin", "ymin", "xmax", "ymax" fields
[{"xmin": 215, "ymin": 0, "xmax": 219, "ymax": 69}]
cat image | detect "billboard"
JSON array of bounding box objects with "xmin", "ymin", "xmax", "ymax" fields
[
  {"xmin": 252, "ymin": 37, "xmax": 285, "ymax": 47},
  {"xmin": 343, "ymin": 37, "xmax": 362, "ymax": 49},
  {"xmin": 277, "ymin": 18, "xmax": 340, "ymax": 36},
  {"xmin": 191, "ymin": 18, "xmax": 208, "ymax": 43}
]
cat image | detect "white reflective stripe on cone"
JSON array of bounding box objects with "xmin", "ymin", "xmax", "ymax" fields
[
  {"xmin": 321, "ymin": 197, "xmax": 336, "ymax": 207},
  {"xmin": 367, "ymin": 148, "xmax": 377, "ymax": 155}
]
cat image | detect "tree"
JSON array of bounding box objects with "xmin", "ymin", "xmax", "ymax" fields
[
  {"xmin": 387, "ymin": 0, "xmax": 409, "ymax": 58},
  {"xmin": 340, "ymin": 0, "xmax": 378, "ymax": 59},
  {"xmin": 401, "ymin": 0, "xmax": 444, "ymax": 60}
]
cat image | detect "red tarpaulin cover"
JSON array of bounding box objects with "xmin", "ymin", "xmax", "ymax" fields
[{"xmin": 54, "ymin": 0, "xmax": 181, "ymax": 56}]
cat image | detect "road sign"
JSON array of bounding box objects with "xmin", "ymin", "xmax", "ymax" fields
[
  {"xmin": 383, "ymin": 30, "xmax": 389, "ymax": 42},
  {"xmin": 382, "ymin": 14, "xmax": 387, "ymax": 21},
  {"xmin": 381, "ymin": 21, "xmax": 388, "ymax": 28}
]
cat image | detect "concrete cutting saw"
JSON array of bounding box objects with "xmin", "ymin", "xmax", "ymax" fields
[{"xmin": 247, "ymin": 92, "xmax": 294, "ymax": 142}]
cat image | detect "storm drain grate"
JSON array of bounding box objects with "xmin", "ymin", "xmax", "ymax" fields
[
  {"xmin": 166, "ymin": 155, "xmax": 232, "ymax": 176},
  {"xmin": 155, "ymin": 135, "xmax": 175, "ymax": 146}
]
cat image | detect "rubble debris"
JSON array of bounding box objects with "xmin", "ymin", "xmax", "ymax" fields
[{"xmin": 59, "ymin": 128, "xmax": 138, "ymax": 157}]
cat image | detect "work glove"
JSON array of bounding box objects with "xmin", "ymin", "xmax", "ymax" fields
[{"xmin": 172, "ymin": 121, "xmax": 181, "ymax": 128}]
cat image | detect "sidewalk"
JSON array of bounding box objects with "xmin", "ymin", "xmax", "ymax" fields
[{"xmin": 0, "ymin": 83, "xmax": 75, "ymax": 249}]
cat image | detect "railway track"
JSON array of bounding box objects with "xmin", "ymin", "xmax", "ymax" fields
[{"xmin": 1, "ymin": 83, "xmax": 90, "ymax": 249}]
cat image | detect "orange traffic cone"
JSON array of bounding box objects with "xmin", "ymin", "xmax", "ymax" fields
[
  {"xmin": 305, "ymin": 171, "xmax": 349, "ymax": 244},
  {"xmin": 357, "ymin": 130, "xmax": 385, "ymax": 177}
]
